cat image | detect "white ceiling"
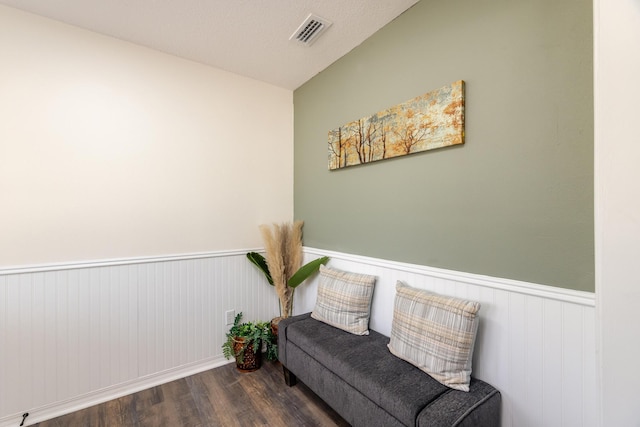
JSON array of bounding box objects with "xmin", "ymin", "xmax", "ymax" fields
[{"xmin": 0, "ymin": 0, "xmax": 419, "ymax": 90}]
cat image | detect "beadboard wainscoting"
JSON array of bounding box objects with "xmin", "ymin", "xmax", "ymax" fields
[
  {"xmin": 0, "ymin": 251, "xmax": 280, "ymax": 427},
  {"xmin": 1, "ymin": 248, "xmax": 597, "ymax": 427},
  {"xmin": 294, "ymin": 248, "xmax": 597, "ymax": 427}
]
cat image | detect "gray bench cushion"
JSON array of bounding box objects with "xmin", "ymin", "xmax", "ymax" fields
[{"xmin": 280, "ymin": 313, "xmax": 500, "ymax": 427}]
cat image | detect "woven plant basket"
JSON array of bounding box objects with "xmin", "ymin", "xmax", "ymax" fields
[
  {"xmin": 270, "ymin": 316, "xmax": 284, "ymax": 339},
  {"xmin": 233, "ymin": 337, "xmax": 262, "ymax": 372}
]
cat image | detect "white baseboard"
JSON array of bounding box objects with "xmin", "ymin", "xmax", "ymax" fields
[{"xmin": 2, "ymin": 357, "xmax": 233, "ymax": 427}]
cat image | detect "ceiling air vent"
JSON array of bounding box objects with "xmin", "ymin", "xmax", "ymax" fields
[{"xmin": 289, "ymin": 13, "xmax": 332, "ymax": 46}]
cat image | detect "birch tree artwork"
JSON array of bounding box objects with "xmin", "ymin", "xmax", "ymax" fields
[{"xmin": 328, "ymin": 80, "xmax": 464, "ymax": 170}]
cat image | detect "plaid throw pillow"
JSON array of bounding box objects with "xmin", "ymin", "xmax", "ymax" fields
[
  {"xmin": 311, "ymin": 265, "xmax": 377, "ymax": 335},
  {"xmin": 387, "ymin": 281, "xmax": 481, "ymax": 392}
]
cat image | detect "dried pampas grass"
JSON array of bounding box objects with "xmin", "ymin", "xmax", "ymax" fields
[
  {"xmin": 287, "ymin": 221, "xmax": 304, "ymax": 275},
  {"xmin": 259, "ymin": 221, "xmax": 304, "ymax": 317}
]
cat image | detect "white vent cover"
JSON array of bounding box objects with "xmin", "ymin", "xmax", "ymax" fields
[{"xmin": 289, "ymin": 13, "xmax": 332, "ymax": 46}]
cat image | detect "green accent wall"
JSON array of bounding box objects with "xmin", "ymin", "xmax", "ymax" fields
[{"xmin": 294, "ymin": 0, "xmax": 594, "ymax": 292}]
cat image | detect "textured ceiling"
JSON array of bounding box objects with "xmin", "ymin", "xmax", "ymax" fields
[{"xmin": 0, "ymin": 0, "xmax": 419, "ymax": 90}]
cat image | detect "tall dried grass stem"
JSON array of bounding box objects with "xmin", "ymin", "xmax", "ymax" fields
[
  {"xmin": 259, "ymin": 221, "xmax": 305, "ymax": 317},
  {"xmin": 259, "ymin": 224, "xmax": 289, "ymax": 314}
]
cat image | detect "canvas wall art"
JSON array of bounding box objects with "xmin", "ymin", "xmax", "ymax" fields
[{"xmin": 328, "ymin": 80, "xmax": 465, "ymax": 170}]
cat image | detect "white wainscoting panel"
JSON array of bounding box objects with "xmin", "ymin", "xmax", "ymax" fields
[
  {"xmin": 0, "ymin": 251, "xmax": 279, "ymax": 427},
  {"xmin": 295, "ymin": 248, "xmax": 597, "ymax": 427},
  {"xmin": 1, "ymin": 248, "xmax": 596, "ymax": 427}
]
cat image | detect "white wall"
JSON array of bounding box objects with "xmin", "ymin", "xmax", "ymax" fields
[
  {"xmin": 594, "ymin": 0, "xmax": 640, "ymax": 425},
  {"xmin": 0, "ymin": 5, "xmax": 293, "ymax": 268}
]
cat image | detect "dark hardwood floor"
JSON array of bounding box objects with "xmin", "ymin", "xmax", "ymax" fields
[{"xmin": 35, "ymin": 360, "xmax": 349, "ymax": 427}]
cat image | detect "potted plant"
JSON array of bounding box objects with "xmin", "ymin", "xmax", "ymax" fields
[
  {"xmin": 222, "ymin": 312, "xmax": 277, "ymax": 372},
  {"xmin": 247, "ymin": 221, "xmax": 329, "ymax": 334}
]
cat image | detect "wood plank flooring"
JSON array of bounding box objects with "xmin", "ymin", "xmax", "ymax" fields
[{"xmin": 34, "ymin": 361, "xmax": 349, "ymax": 427}]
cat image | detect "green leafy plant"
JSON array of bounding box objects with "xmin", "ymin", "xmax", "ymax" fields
[
  {"xmin": 247, "ymin": 251, "xmax": 329, "ymax": 317},
  {"xmin": 222, "ymin": 312, "xmax": 277, "ymax": 363}
]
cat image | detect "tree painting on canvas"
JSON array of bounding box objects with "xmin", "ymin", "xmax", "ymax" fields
[{"xmin": 328, "ymin": 80, "xmax": 465, "ymax": 170}]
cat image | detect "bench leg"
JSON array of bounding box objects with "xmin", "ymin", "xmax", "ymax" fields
[{"xmin": 283, "ymin": 366, "xmax": 297, "ymax": 387}]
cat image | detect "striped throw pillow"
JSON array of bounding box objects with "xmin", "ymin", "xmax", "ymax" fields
[
  {"xmin": 311, "ymin": 265, "xmax": 377, "ymax": 335},
  {"xmin": 387, "ymin": 281, "xmax": 481, "ymax": 392}
]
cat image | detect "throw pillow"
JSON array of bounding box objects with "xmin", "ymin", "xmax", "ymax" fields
[
  {"xmin": 387, "ymin": 281, "xmax": 481, "ymax": 392},
  {"xmin": 311, "ymin": 265, "xmax": 377, "ymax": 335}
]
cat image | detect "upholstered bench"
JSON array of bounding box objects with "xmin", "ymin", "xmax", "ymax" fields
[{"xmin": 278, "ymin": 313, "xmax": 501, "ymax": 427}]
